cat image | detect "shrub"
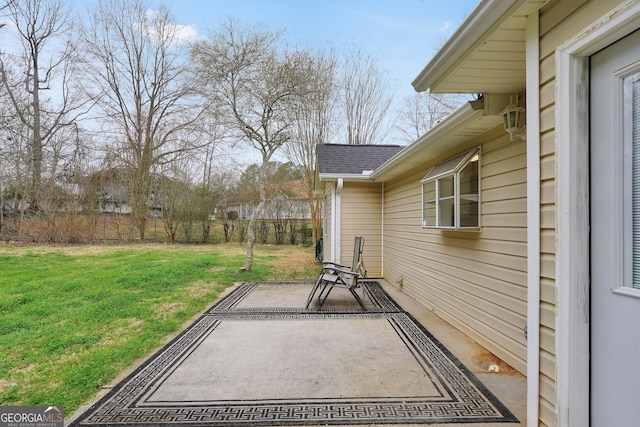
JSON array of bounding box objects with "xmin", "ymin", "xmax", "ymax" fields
[{"xmin": 18, "ymin": 215, "xmax": 97, "ymax": 243}]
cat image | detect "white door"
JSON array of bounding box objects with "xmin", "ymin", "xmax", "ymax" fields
[{"xmin": 590, "ymin": 29, "xmax": 640, "ymax": 426}]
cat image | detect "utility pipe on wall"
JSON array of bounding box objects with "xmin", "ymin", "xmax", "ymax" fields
[{"xmin": 335, "ymin": 178, "xmax": 343, "ymax": 263}]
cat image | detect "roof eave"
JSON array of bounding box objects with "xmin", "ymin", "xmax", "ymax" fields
[
  {"xmin": 412, "ymin": 0, "xmax": 522, "ymax": 93},
  {"xmin": 318, "ymin": 173, "xmax": 375, "ymax": 182},
  {"xmin": 372, "ymin": 99, "xmax": 504, "ymax": 181}
]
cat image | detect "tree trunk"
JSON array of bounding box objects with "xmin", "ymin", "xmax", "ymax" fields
[
  {"xmin": 310, "ymin": 194, "xmax": 322, "ymax": 243},
  {"xmin": 31, "ymin": 80, "xmax": 43, "ymax": 204},
  {"xmin": 238, "ymin": 216, "xmax": 256, "ymax": 273},
  {"xmin": 238, "ymin": 162, "xmax": 267, "ymax": 273}
]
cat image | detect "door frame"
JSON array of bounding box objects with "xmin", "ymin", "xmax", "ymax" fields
[{"xmin": 555, "ymin": 2, "xmax": 640, "ymax": 426}]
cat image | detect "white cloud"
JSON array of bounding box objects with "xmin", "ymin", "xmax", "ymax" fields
[
  {"xmin": 438, "ymin": 21, "xmax": 452, "ymax": 33},
  {"xmin": 144, "ymin": 9, "xmax": 199, "ymax": 44},
  {"xmin": 172, "ymin": 23, "xmax": 198, "ymax": 43}
]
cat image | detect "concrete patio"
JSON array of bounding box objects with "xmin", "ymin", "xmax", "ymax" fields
[{"xmin": 69, "ymin": 281, "xmax": 525, "ymax": 426}]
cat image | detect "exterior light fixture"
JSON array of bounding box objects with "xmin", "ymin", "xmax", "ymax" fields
[{"xmin": 500, "ymin": 95, "xmax": 526, "ymax": 141}]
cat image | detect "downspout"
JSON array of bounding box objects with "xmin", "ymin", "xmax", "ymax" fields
[
  {"xmin": 381, "ymin": 182, "xmax": 385, "ymax": 277},
  {"xmin": 330, "ymin": 182, "xmax": 336, "ymax": 261},
  {"xmin": 526, "ymin": 11, "xmax": 541, "ymax": 427},
  {"xmin": 335, "ymin": 178, "xmax": 343, "ymax": 263}
]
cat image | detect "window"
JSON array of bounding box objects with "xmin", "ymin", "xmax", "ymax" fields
[{"xmin": 422, "ymin": 148, "xmax": 480, "ymax": 229}]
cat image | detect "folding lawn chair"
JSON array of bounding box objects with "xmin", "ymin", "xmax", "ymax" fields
[{"xmin": 305, "ymin": 235, "xmax": 367, "ymax": 310}]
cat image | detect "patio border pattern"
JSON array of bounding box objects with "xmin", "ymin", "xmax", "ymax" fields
[{"xmin": 70, "ymin": 281, "xmax": 518, "ymax": 426}]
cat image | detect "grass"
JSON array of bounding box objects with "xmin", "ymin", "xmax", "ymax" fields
[{"xmin": 0, "ymin": 243, "xmax": 319, "ymax": 415}]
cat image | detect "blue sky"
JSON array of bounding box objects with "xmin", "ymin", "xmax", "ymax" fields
[
  {"xmin": 4, "ymin": 0, "xmax": 479, "ymax": 108},
  {"xmin": 158, "ymin": 0, "xmax": 480, "ymax": 101},
  {"xmin": 1, "ymin": 0, "xmax": 480, "ymax": 160}
]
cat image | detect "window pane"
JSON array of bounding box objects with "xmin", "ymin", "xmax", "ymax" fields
[
  {"xmin": 423, "ymin": 181, "xmax": 436, "ymax": 226},
  {"xmin": 460, "ymin": 157, "xmax": 479, "ymax": 195},
  {"xmin": 439, "ymin": 196, "xmax": 455, "ymax": 227},
  {"xmin": 424, "ymin": 200, "xmax": 436, "ymax": 226},
  {"xmin": 460, "ymin": 198, "xmax": 479, "ymax": 227},
  {"xmin": 459, "ymin": 157, "xmax": 479, "ymax": 227},
  {"xmin": 438, "ymin": 176, "xmax": 455, "ymax": 227},
  {"xmin": 439, "ymin": 175, "xmax": 454, "ymax": 198}
]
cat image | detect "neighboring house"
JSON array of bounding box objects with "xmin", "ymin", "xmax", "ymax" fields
[
  {"xmin": 225, "ymin": 200, "xmax": 253, "ymax": 221},
  {"xmin": 96, "ymin": 187, "xmax": 133, "ymax": 215},
  {"xmin": 315, "ymin": 1, "xmax": 640, "ymax": 426},
  {"xmin": 95, "ymin": 187, "xmax": 163, "ymax": 218},
  {"xmin": 226, "ymin": 179, "xmax": 312, "ymax": 221}
]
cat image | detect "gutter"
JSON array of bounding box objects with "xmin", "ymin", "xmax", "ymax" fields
[{"xmin": 318, "ymin": 173, "xmax": 375, "ymax": 182}]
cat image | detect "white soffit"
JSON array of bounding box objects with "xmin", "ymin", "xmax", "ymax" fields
[{"xmin": 412, "ymin": 0, "xmax": 550, "ymax": 94}]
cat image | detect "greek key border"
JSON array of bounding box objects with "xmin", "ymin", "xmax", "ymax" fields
[{"xmin": 206, "ymin": 281, "xmax": 404, "ymax": 314}]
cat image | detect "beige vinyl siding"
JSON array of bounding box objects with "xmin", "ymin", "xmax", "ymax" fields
[
  {"xmin": 383, "ymin": 126, "xmax": 528, "ymax": 375},
  {"xmin": 340, "ymin": 182, "xmax": 383, "ymax": 277},
  {"xmin": 537, "ymin": 1, "xmax": 624, "ymax": 425}
]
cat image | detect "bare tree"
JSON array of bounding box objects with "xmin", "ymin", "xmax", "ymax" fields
[
  {"xmin": 0, "ymin": 0, "xmax": 86, "ymax": 211},
  {"xmin": 198, "ymin": 113, "xmax": 228, "ymax": 188},
  {"xmin": 395, "ymin": 90, "xmax": 462, "ymax": 142},
  {"xmin": 191, "ymin": 19, "xmax": 313, "ymax": 272},
  {"xmin": 208, "ymin": 165, "xmax": 238, "ymax": 243},
  {"xmin": 0, "ymin": 2, "xmax": 8, "ymax": 28},
  {"xmin": 341, "ymin": 48, "xmax": 393, "ymax": 145},
  {"xmin": 285, "ymin": 49, "xmax": 338, "ymax": 242},
  {"xmin": 0, "ymin": 86, "xmax": 19, "ymax": 231},
  {"xmin": 181, "ymin": 115, "xmax": 228, "ymax": 243},
  {"xmin": 157, "ymin": 163, "xmax": 186, "ymax": 243},
  {"xmin": 81, "ymin": 0, "xmax": 207, "ymax": 240},
  {"xmin": 0, "ymin": 120, "xmax": 32, "ymax": 230}
]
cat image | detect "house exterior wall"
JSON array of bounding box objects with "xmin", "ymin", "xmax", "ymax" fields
[
  {"xmin": 538, "ymin": 1, "xmax": 626, "ymax": 425},
  {"xmin": 382, "ymin": 125, "xmax": 528, "ymax": 375},
  {"xmin": 340, "ymin": 182, "xmax": 383, "ymax": 277}
]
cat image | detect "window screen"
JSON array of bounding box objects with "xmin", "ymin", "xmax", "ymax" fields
[{"xmin": 632, "ymin": 77, "xmax": 640, "ymax": 288}]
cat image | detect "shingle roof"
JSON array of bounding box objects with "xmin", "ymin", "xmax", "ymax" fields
[{"xmin": 316, "ymin": 144, "xmax": 405, "ymax": 176}]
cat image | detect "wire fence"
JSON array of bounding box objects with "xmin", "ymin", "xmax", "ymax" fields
[{"xmin": 0, "ymin": 214, "xmax": 315, "ymax": 246}]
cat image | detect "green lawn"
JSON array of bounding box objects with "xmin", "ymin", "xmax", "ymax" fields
[{"xmin": 0, "ymin": 243, "xmax": 319, "ymax": 415}]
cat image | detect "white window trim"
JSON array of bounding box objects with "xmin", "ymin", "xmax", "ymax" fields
[
  {"xmin": 556, "ymin": 3, "xmax": 640, "ymax": 427},
  {"xmin": 421, "ymin": 148, "xmax": 481, "ymax": 230},
  {"xmin": 612, "ymin": 286, "xmax": 640, "ymax": 299}
]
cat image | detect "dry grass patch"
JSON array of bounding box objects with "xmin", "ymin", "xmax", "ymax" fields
[
  {"xmin": 188, "ymin": 281, "xmax": 220, "ymax": 299},
  {"xmin": 0, "ymin": 380, "xmax": 17, "ymax": 394},
  {"xmin": 261, "ymin": 246, "xmax": 319, "ymax": 281}
]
